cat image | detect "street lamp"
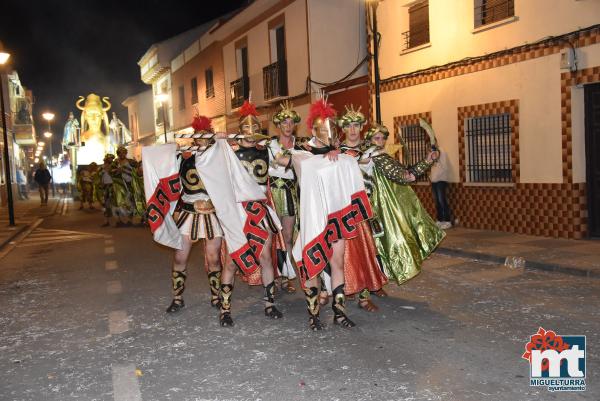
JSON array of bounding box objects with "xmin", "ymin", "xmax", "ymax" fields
[
  {"xmin": 43, "ymin": 131, "xmax": 55, "ymax": 196},
  {"xmin": 156, "ymin": 93, "xmax": 169, "ymax": 143},
  {"xmin": 367, "ymin": 0, "xmax": 382, "ymax": 124},
  {"xmin": 42, "ymin": 113, "xmax": 56, "ymax": 196},
  {"xmin": 0, "ymin": 41, "xmax": 15, "ymax": 226}
]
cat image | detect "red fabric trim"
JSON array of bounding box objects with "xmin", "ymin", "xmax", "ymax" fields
[
  {"xmin": 146, "ymin": 173, "xmax": 181, "ymax": 233},
  {"xmin": 230, "ymin": 200, "xmax": 271, "ymax": 276},
  {"xmin": 298, "ymin": 190, "xmax": 373, "ymax": 282}
]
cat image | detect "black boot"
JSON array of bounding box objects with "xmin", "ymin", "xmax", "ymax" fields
[
  {"xmin": 207, "ymin": 271, "xmax": 222, "ymax": 308},
  {"xmin": 166, "ymin": 269, "xmax": 186, "ymax": 313},
  {"xmin": 219, "ymin": 284, "xmax": 234, "ymax": 327},
  {"xmin": 303, "ymin": 286, "xmax": 324, "ymax": 331},
  {"xmin": 332, "ymin": 284, "xmax": 355, "ymax": 328},
  {"xmin": 263, "ymin": 281, "xmax": 283, "ymax": 319}
]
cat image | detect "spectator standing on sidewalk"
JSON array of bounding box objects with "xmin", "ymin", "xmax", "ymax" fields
[
  {"xmin": 16, "ymin": 167, "xmax": 29, "ymax": 200},
  {"xmin": 430, "ymin": 148, "xmax": 452, "ymax": 229},
  {"xmin": 34, "ymin": 161, "xmax": 52, "ymax": 206}
]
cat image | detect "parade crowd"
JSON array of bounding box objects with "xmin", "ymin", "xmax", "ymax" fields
[{"xmin": 76, "ymin": 145, "xmax": 146, "ymax": 227}]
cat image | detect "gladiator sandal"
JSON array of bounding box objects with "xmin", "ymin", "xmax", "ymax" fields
[
  {"xmin": 357, "ymin": 288, "xmax": 379, "ymax": 312},
  {"xmin": 263, "ymin": 281, "xmax": 283, "ymax": 319},
  {"xmin": 303, "ymin": 286, "xmax": 324, "ymax": 331},
  {"xmin": 166, "ymin": 269, "xmax": 186, "ymax": 313},
  {"xmin": 318, "ymin": 276, "xmax": 329, "ymax": 305},
  {"xmin": 207, "ymin": 271, "xmax": 222, "ymax": 308},
  {"xmin": 332, "ymin": 284, "xmax": 356, "ymax": 328},
  {"xmin": 219, "ymin": 284, "xmax": 234, "ymax": 327},
  {"xmin": 281, "ymin": 277, "xmax": 296, "ymax": 293},
  {"xmin": 375, "ymin": 288, "xmax": 388, "ymax": 297}
]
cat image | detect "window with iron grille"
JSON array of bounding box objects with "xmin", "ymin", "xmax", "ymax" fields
[
  {"xmin": 190, "ymin": 78, "xmax": 198, "ymax": 105},
  {"xmin": 401, "ymin": 123, "xmax": 431, "ymax": 182},
  {"xmin": 465, "ymin": 113, "xmax": 512, "ymax": 183},
  {"xmin": 474, "ymin": 0, "xmax": 514, "ymax": 28},
  {"xmin": 178, "ymin": 85, "xmax": 185, "ymax": 110},
  {"xmin": 205, "ymin": 68, "xmax": 214, "ymax": 98},
  {"xmin": 402, "ymin": 1, "xmax": 429, "ymax": 50}
]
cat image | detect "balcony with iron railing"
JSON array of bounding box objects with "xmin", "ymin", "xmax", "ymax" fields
[
  {"xmin": 230, "ymin": 76, "xmax": 249, "ymax": 109},
  {"xmin": 12, "ymin": 101, "xmax": 36, "ymax": 145},
  {"xmin": 263, "ymin": 60, "xmax": 288, "ymax": 101},
  {"xmin": 401, "ymin": 26, "xmax": 430, "ymax": 50}
]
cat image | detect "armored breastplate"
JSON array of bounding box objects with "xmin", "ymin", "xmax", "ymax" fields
[
  {"xmin": 179, "ymin": 156, "xmax": 207, "ymax": 195},
  {"xmin": 340, "ymin": 144, "xmax": 364, "ymax": 158},
  {"xmin": 305, "ymin": 145, "xmax": 332, "ymax": 155},
  {"xmin": 235, "ymin": 145, "xmax": 269, "ymax": 185}
]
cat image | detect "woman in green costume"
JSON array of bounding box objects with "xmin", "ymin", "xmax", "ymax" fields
[{"xmin": 362, "ymin": 124, "xmax": 445, "ymax": 284}]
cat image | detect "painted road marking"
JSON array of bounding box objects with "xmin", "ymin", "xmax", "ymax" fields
[
  {"xmin": 107, "ymin": 280, "xmax": 123, "ymax": 295},
  {"xmin": 60, "ymin": 198, "xmax": 71, "ymax": 216},
  {"xmin": 0, "ymin": 218, "xmax": 44, "ymax": 260},
  {"xmin": 16, "ymin": 228, "xmax": 107, "ymax": 248},
  {"xmin": 105, "ymin": 238, "xmax": 114, "ymax": 245},
  {"xmin": 108, "ymin": 310, "xmax": 129, "ymax": 334},
  {"xmin": 105, "ymin": 246, "xmax": 115, "ymax": 255},
  {"xmin": 111, "ymin": 364, "xmax": 142, "ymax": 401},
  {"xmin": 105, "ymin": 260, "xmax": 118, "ymax": 271}
]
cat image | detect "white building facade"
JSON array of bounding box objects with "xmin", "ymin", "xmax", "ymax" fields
[{"xmin": 373, "ymin": 0, "xmax": 600, "ymax": 238}]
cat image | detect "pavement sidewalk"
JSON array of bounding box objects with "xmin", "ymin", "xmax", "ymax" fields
[
  {"xmin": 437, "ymin": 226, "xmax": 600, "ymax": 278},
  {"xmin": 0, "ymin": 193, "xmax": 62, "ymax": 249}
]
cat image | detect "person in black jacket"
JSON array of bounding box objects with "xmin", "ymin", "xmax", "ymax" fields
[{"xmin": 34, "ymin": 161, "xmax": 52, "ymax": 205}]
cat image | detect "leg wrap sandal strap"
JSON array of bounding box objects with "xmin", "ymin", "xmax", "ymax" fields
[
  {"xmin": 166, "ymin": 270, "xmax": 187, "ymax": 313},
  {"xmin": 219, "ymin": 284, "xmax": 234, "ymax": 327},
  {"xmin": 166, "ymin": 298, "xmax": 184, "ymax": 313},
  {"xmin": 263, "ymin": 281, "xmax": 283, "ymax": 319},
  {"xmin": 358, "ymin": 288, "xmax": 379, "ymax": 312},
  {"xmin": 303, "ymin": 286, "xmax": 324, "ymax": 331},
  {"xmin": 207, "ymin": 271, "xmax": 222, "ymax": 308},
  {"xmin": 332, "ymin": 284, "xmax": 356, "ymax": 328}
]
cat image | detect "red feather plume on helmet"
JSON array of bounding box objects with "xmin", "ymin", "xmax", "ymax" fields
[
  {"xmin": 191, "ymin": 115, "xmax": 213, "ymax": 132},
  {"xmin": 307, "ymin": 99, "xmax": 336, "ymax": 130},
  {"xmin": 239, "ymin": 100, "xmax": 258, "ymax": 118}
]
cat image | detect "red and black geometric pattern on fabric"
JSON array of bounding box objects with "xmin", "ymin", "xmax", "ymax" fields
[
  {"xmin": 412, "ymin": 182, "xmax": 588, "ymax": 239},
  {"xmin": 457, "ymin": 100, "xmax": 520, "ymax": 184},
  {"xmin": 231, "ymin": 201, "xmax": 273, "ymax": 276},
  {"xmin": 380, "ymin": 29, "xmax": 600, "ymax": 93},
  {"xmin": 297, "ymin": 191, "xmax": 373, "ymax": 282},
  {"xmin": 146, "ymin": 173, "xmax": 181, "ymax": 233}
]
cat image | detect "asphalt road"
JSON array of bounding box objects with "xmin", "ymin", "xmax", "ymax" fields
[{"xmin": 0, "ymin": 201, "xmax": 598, "ymax": 401}]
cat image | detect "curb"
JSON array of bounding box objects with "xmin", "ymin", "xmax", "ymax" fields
[
  {"xmin": 0, "ymin": 197, "xmax": 60, "ymax": 252},
  {"xmin": 436, "ymin": 247, "xmax": 599, "ymax": 279},
  {"xmin": 0, "ymin": 225, "xmax": 28, "ymax": 250}
]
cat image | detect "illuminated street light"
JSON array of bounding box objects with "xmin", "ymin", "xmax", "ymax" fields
[
  {"xmin": 42, "ymin": 112, "xmax": 55, "ymax": 122},
  {"xmin": 34, "ymin": 157, "xmax": 39, "ymax": 163},
  {"xmin": 41, "ymin": 117, "xmax": 56, "ymax": 195},
  {"xmin": 37, "ymin": 141, "xmax": 45, "ymax": 146}
]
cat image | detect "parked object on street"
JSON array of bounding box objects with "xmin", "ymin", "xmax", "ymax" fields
[{"xmin": 505, "ymin": 256, "xmax": 526, "ymax": 269}]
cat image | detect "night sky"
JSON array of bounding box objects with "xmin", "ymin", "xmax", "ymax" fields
[{"xmin": 1, "ymin": 0, "xmax": 247, "ymax": 149}]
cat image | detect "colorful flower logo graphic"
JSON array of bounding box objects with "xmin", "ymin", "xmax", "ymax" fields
[{"xmin": 522, "ymin": 327, "xmax": 570, "ymax": 372}]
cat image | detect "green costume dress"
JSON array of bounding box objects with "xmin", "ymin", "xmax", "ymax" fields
[{"xmin": 369, "ymin": 152, "xmax": 445, "ymax": 284}]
